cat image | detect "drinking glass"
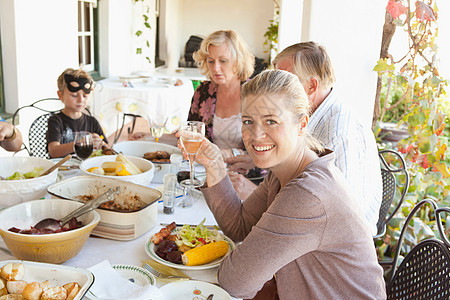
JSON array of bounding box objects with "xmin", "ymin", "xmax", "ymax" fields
[
  {"xmin": 148, "ymin": 114, "xmax": 168, "ymax": 142},
  {"xmin": 73, "ymin": 131, "xmax": 93, "ymax": 160},
  {"xmin": 176, "ymin": 160, "xmax": 195, "ymax": 207},
  {"xmin": 179, "ymin": 121, "xmax": 205, "ymax": 188}
]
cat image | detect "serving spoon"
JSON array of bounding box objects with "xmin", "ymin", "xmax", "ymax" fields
[
  {"xmin": 34, "ymin": 187, "xmax": 121, "ymax": 232},
  {"xmin": 40, "ymin": 154, "xmax": 72, "ymax": 177}
]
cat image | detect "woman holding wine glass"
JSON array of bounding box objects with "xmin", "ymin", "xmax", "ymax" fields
[
  {"xmin": 47, "ymin": 68, "xmax": 108, "ymax": 158},
  {"xmin": 192, "ymin": 70, "xmax": 386, "ymax": 299}
]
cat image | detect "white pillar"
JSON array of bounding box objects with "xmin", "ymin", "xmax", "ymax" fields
[{"xmin": 278, "ymin": 0, "xmax": 305, "ymax": 52}]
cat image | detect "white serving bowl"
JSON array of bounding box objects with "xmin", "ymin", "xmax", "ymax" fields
[
  {"xmin": 0, "ymin": 157, "xmax": 58, "ymax": 209},
  {"xmin": 47, "ymin": 176, "xmax": 162, "ymax": 240},
  {"xmin": 79, "ymin": 154, "xmax": 154, "ymax": 186},
  {"xmin": 113, "ymin": 141, "xmax": 181, "ymax": 183},
  {"xmin": 0, "ymin": 199, "xmax": 100, "ymax": 264}
]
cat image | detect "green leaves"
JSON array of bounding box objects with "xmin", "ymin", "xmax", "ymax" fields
[
  {"xmin": 134, "ymin": 2, "xmax": 152, "ymax": 64},
  {"xmin": 374, "ymin": 58, "xmax": 395, "ymax": 76}
]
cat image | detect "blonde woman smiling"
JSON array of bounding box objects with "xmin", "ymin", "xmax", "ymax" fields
[{"xmin": 192, "ymin": 70, "xmax": 386, "ymax": 300}]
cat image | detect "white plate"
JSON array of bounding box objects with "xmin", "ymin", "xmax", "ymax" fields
[
  {"xmin": 85, "ymin": 264, "xmax": 155, "ymax": 300},
  {"xmin": 160, "ymin": 280, "xmax": 231, "ymax": 300},
  {"xmin": 145, "ymin": 229, "xmax": 235, "ymax": 270},
  {"xmin": 49, "ymin": 157, "xmax": 81, "ymax": 175},
  {"xmin": 0, "ymin": 260, "xmax": 94, "ymax": 300}
]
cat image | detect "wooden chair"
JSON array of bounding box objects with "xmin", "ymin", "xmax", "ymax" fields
[
  {"xmin": 374, "ymin": 149, "xmax": 410, "ymax": 239},
  {"xmin": 12, "ymin": 98, "xmax": 90, "ymax": 158},
  {"xmin": 387, "ymin": 199, "xmax": 450, "ymax": 299}
]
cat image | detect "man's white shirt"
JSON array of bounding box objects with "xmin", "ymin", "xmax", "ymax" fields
[{"xmin": 308, "ymin": 89, "xmax": 382, "ymax": 236}]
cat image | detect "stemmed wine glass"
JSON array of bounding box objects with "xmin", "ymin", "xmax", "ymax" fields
[
  {"xmin": 73, "ymin": 131, "xmax": 93, "ymax": 160},
  {"xmin": 148, "ymin": 114, "xmax": 168, "ymax": 142},
  {"xmin": 179, "ymin": 121, "xmax": 205, "ymax": 188}
]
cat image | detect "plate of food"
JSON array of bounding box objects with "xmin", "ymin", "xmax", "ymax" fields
[
  {"xmin": 0, "ymin": 260, "xmax": 94, "ymax": 300},
  {"xmin": 113, "ymin": 141, "xmax": 181, "ymax": 183},
  {"xmin": 160, "ymin": 280, "xmax": 231, "ymax": 300},
  {"xmin": 145, "ymin": 221, "xmax": 235, "ymax": 271}
]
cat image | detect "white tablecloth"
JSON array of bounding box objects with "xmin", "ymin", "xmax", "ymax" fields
[{"xmin": 92, "ymin": 77, "xmax": 194, "ymax": 137}]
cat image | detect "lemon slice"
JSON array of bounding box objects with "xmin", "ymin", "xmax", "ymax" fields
[
  {"xmin": 116, "ymin": 164, "xmax": 131, "ymax": 176},
  {"xmin": 87, "ymin": 167, "xmax": 105, "ymax": 175}
]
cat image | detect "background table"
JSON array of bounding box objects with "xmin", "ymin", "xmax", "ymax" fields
[{"xmin": 92, "ymin": 76, "xmax": 194, "ymax": 138}]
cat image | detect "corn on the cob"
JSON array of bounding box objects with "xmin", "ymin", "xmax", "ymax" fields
[
  {"xmin": 181, "ymin": 241, "xmax": 229, "ymax": 266},
  {"xmin": 101, "ymin": 161, "xmax": 123, "ymax": 173}
]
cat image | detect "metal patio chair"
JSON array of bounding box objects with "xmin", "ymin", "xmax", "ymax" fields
[
  {"xmin": 387, "ymin": 199, "xmax": 450, "ymax": 299},
  {"xmin": 112, "ymin": 113, "xmax": 144, "ymax": 144},
  {"xmin": 12, "ymin": 98, "xmax": 90, "ymax": 158},
  {"xmin": 374, "ymin": 149, "xmax": 410, "ymax": 239}
]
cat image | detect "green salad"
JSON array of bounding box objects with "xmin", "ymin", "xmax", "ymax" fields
[
  {"xmin": 5, "ymin": 167, "xmax": 43, "ymax": 180},
  {"xmin": 175, "ymin": 219, "xmax": 222, "ymax": 248}
]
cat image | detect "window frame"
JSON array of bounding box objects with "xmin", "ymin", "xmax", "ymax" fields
[{"xmin": 78, "ymin": 0, "xmax": 96, "ymax": 72}]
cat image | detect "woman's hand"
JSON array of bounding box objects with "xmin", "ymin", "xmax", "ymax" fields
[
  {"xmin": 224, "ymin": 154, "xmax": 255, "ymax": 174},
  {"xmin": 128, "ymin": 132, "xmax": 153, "ymax": 141},
  {"xmin": 228, "ymin": 171, "xmax": 257, "ymax": 200}
]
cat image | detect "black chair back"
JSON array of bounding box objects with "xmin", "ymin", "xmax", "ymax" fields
[
  {"xmin": 374, "ymin": 149, "xmax": 410, "ymax": 238},
  {"xmin": 12, "ymin": 98, "xmax": 91, "ymax": 158},
  {"xmin": 387, "ymin": 199, "xmax": 450, "ymax": 299}
]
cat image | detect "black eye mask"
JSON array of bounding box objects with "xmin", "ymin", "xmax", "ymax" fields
[{"xmin": 64, "ymin": 74, "xmax": 93, "ymax": 94}]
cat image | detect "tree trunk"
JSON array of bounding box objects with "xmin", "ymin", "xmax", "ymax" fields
[{"xmin": 372, "ymin": 11, "xmax": 397, "ymax": 130}]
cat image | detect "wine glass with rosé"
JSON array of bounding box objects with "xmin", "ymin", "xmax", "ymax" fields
[
  {"xmin": 148, "ymin": 114, "xmax": 168, "ymax": 142},
  {"xmin": 179, "ymin": 121, "xmax": 205, "ymax": 188}
]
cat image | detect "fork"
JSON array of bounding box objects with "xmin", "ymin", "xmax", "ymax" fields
[
  {"xmin": 143, "ymin": 263, "xmax": 188, "ymax": 279},
  {"xmin": 0, "ymin": 247, "xmax": 12, "ymax": 256}
]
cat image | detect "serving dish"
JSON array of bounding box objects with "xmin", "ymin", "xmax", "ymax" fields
[
  {"xmin": 0, "ymin": 157, "xmax": 58, "ymax": 209},
  {"xmin": 79, "ymin": 154, "xmax": 155, "ymax": 186},
  {"xmin": 159, "ymin": 280, "xmax": 231, "ymax": 300},
  {"xmin": 144, "ymin": 229, "xmax": 235, "ymax": 270},
  {"xmin": 47, "ymin": 176, "xmax": 162, "ymax": 240},
  {"xmin": 0, "ymin": 260, "xmax": 94, "ymax": 300},
  {"xmin": 85, "ymin": 264, "xmax": 155, "ymax": 300},
  {"xmin": 113, "ymin": 141, "xmax": 181, "ymax": 183},
  {"xmin": 0, "ymin": 199, "xmax": 100, "ymax": 264}
]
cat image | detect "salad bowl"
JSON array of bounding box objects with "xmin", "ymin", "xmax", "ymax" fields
[{"xmin": 0, "ymin": 157, "xmax": 58, "ymax": 209}]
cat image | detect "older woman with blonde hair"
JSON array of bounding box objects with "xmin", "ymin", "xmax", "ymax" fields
[
  {"xmin": 192, "ymin": 69, "xmax": 386, "ymax": 299},
  {"xmin": 130, "ymin": 30, "xmax": 255, "ymax": 157},
  {"xmin": 189, "ymin": 30, "xmax": 254, "ymax": 154}
]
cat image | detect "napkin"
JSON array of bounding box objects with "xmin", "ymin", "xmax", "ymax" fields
[{"xmin": 88, "ymin": 260, "xmax": 164, "ymax": 300}]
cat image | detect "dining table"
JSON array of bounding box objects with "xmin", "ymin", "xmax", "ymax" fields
[
  {"xmin": 0, "ymin": 168, "xmax": 240, "ymax": 300},
  {"xmin": 91, "ymin": 75, "xmax": 195, "ymax": 138}
]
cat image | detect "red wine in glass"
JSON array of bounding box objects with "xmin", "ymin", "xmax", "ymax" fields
[
  {"xmin": 74, "ymin": 131, "xmax": 94, "ymax": 160},
  {"xmin": 74, "ymin": 144, "xmax": 94, "ymax": 160},
  {"xmin": 176, "ymin": 171, "xmax": 191, "ymax": 183}
]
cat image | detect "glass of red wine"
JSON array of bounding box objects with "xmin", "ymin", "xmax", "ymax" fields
[
  {"xmin": 73, "ymin": 131, "xmax": 94, "ymax": 160},
  {"xmin": 176, "ymin": 160, "xmax": 195, "ymax": 207}
]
